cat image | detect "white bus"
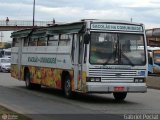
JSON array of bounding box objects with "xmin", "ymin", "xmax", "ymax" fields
[
  {"xmin": 11, "ymin": 19, "xmax": 147, "ymax": 101},
  {"xmin": 147, "ymin": 46, "xmax": 160, "ymax": 75}
]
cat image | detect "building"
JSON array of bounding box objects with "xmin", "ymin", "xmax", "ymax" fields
[
  {"xmin": 0, "ymin": 42, "xmax": 5, "ymax": 48},
  {"xmin": 146, "ymin": 28, "xmax": 160, "ymax": 47}
]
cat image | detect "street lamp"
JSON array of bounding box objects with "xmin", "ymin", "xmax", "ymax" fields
[{"xmin": 33, "ymin": 0, "xmax": 35, "ymax": 27}]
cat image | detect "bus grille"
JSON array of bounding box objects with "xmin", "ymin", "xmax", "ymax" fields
[{"xmin": 89, "ymin": 68, "xmax": 137, "ymax": 83}]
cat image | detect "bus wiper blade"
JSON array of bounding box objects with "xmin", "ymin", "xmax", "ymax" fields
[{"xmin": 121, "ymin": 52, "xmax": 135, "ymax": 67}]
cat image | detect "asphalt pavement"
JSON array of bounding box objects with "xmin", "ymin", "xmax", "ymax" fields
[{"xmin": 0, "ymin": 73, "xmax": 160, "ymax": 120}]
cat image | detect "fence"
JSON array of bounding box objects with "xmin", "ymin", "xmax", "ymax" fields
[{"xmin": 0, "ymin": 20, "xmax": 52, "ymax": 26}]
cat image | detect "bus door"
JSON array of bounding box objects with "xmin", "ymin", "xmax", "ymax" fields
[
  {"xmin": 72, "ymin": 34, "xmax": 83, "ymax": 91},
  {"xmin": 73, "ymin": 34, "xmax": 79, "ymax": 90},
  {"xmin": 78, "ymin": 35, "xmax": 86, "ymax": 92}
]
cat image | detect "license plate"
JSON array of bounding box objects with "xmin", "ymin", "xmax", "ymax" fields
[{"xmin": 114, "ymin": 86, "xmax": 124, "ymax": 92}]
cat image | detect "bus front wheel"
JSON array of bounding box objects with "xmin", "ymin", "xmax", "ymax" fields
[
  {"xmin": 64, "ymin": 75, "xmax": 72, "ymax": 98},
  {"xmin": 113, "ymin": 92, "xmax": 127, "ymax": 101}
]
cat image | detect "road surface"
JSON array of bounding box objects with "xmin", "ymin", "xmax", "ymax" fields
[{"xmin": 0, "ymin": 73, "xmax": 159, "ymax": 120}]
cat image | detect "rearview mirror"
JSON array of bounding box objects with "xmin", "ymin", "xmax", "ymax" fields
[{"xmin": 84, "ymin": 33, "xmax": 90, "ymax": 44}]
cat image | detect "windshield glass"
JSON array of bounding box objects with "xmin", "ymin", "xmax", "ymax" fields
[
  {"xmin": 1, "ymin": 59, "xmax": 11, "ymax": 63},
  {"xmin": 89, "ymin": 32, "xmax": 146, "ymax": 65},
  {"xmin": 153, "ymin": 51, "xmax": 160, "ymax": 65}
]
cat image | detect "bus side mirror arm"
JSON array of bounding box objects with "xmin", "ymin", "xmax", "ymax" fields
[{"xmin": 84, "ymin": 33, "xmax": 90, "ymax": 44}]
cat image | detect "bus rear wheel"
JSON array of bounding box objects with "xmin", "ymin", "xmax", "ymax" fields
[
  {"xmin": 64, "ymin": 75, "xmax": 72, "ymax": 98},
  {"xmin": 113, "ymin": 92, "xmax": 127, "ymax": 101}
]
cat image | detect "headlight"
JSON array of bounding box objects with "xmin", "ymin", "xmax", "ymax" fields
[
  {"xmin": 134, "ymin": 78, "xmax": 145, "ymax": 83},
  {"xmin": 87, "ymin": 77, "xmax": 101, "ymax": 82}
]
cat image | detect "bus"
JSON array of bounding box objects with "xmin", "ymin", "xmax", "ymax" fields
[
  {"xmin": 147, "ymin": 46, "xmax": 160, "ymax": 75},
  {"xmin": 11, "ymin": 19, "xmax": 147, "ymax": 101}
]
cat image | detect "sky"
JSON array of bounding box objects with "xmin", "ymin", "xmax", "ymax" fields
[{"xmin": 0, "ymin": 0, "xmax": 160, "ymax": 41}]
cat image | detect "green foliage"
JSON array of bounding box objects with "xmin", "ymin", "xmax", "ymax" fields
[{"xmin": 4, "ymin": 43, "xmax": 11, "ymax": 49}]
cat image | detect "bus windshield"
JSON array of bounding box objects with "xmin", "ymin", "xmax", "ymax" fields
[{"xmin": 89, "ymin": 32, "xmax": 146, "ymax": 65}]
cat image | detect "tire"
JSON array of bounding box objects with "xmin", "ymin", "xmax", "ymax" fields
[
  {"xmin": 113, "ymin": 92, "xmax": 127, "ymax": 101},
  {"xmin": 64, "ymin": 75, "xmax": 72, "ymax": 98}
]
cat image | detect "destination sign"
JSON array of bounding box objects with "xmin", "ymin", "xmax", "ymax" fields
[{"xmin": 91, "ymin": 23, "xmax": 143, "ymax": 32}]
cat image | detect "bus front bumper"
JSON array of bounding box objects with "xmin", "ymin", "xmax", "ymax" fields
[{"xmin": 86, "ymin": 83, "xmax": 147, "ymax": 93}]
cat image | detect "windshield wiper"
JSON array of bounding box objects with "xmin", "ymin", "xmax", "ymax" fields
[
  {"xmin": 120, "ymin": 51, "xmax": 135, "ymax": 66},
  {"xmin": 102, "ymin": 47, "xmax": 135, "ymax": 66}
]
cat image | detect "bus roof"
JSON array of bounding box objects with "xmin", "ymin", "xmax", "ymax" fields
[
  {"xmin": 11, "ymin": 19, "xmax": 144, "ymax": 38},
  {"xmin": 11, "ymin": 21, "xmax": 84, "ymax": 38}
]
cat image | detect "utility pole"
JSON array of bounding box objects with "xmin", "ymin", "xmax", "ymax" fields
[{"xmin": 33, "ymin": 0, "xmax": 35, "ymax": 27}]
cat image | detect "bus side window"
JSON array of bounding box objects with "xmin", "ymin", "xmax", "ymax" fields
[
  {"xmin": 59, "ymin": 34, "xmax": 70, "ymax": 46},
  {"xmin": 79, "ymin": 35, "xmax": 83, "ymax": 64},
  {"xmin": 84, "ymin": 44, "xmax": 87, "ymax": 63},
  {"xmin": 12, "ymin": 38, "xmax": 20, "ymax": 47},
  {"xmin": 37, "ymin": 37, "xmax": 47, "ymax": 46},
  {"xmin": 28, "ymin": 38, "xmax": 38, "ymax": 46},
  {"xmin": 47, "ymin": 35, "xmax": 59, "ymax": 46},
  {"xmin": 24, "ymin": 38, "xmax": 29, "ymax": 46}
]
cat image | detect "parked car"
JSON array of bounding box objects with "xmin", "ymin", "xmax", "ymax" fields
[{"xmin": 0, "ymin": 58, "xmax": 11, "ymax": 72}]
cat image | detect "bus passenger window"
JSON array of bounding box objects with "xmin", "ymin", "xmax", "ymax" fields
[
  {"xmin": 47, "ymin": 35, "xmax": 59, "ymax": 46},
  {"xmin": 79, "ymin": 35, "xmax": 83, "ymax": 64},
  {"xmin": 28, "ymin": 38, "xmax": 38, "ymax": 46},
  {"xmin": 71, "ymin": 34, "xmax": 76, "ymax": 62},
  {"xmin": 84, "ymin": 45, "xmax": 87, "ymax": 63},
  {"xmin": 37, "ymin": 37, "xmax": 47, "ymax": 46},
  {"xmin": 24, "ymin": 38, "xmax": 29, "ymax": 46},
  {"xmin": 12, "ymin": 38, "xmax": 20, "ymax": 47},
  {"xmin": 59, "ymin": 34, "xmax": 70, "ymax": 46}
]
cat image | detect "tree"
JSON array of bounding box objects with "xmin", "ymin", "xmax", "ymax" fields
[{"xmin": 4, "ymin": 42, "xmax": 11, "ymax": 48}]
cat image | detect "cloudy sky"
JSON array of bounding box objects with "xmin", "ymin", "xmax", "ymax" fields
[{"xmin": 0, "ymin": 0, "xmax": 160, "ymax": 41}]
